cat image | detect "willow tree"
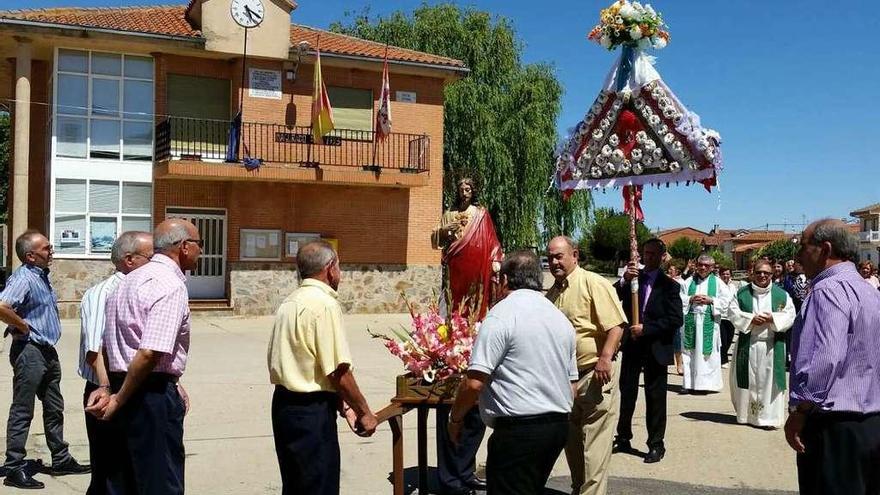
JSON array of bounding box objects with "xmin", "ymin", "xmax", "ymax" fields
[{"xmin": 331, "ymin": 5, "xmax": 590, "ymax": 249}]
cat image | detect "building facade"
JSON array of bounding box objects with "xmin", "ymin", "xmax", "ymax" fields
[
  {"xmin": 850, "ymin": 203, "xmax": 880, "ymax": 263},
  {"xmin": 0, "ymin": 1, "xmax": 467, "ymax": 316}
]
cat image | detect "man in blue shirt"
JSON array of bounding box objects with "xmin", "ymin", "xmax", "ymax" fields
[{"xmin": 0, "ymin": 231, "xmax": 89, "ymax": 489}]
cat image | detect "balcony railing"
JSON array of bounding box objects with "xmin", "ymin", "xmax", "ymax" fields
[
  {"xmin": 154, "ymin": 117, "xmax": 430, "ymax": 173},
  {"xmin": 860, "ymin": 230, "xmax": 880, "ymax": 242}
]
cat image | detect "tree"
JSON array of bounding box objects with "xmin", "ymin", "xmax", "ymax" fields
[
  {"xmin": 707, "ymin": 249, "xmax": 733, "ymax": 269},
  {"xmin": 755, "ymin": 239, "xmax": 798, "ymax": 263},
  {"xmin": 331, "ymin": 5, "xmax": 590, "ymax": 248},
  {"xmin": 582, "ymin": 207, "xmax": 651, "ymax": 264},
  {"xmin": 668, "ymin": 237, "xmax": 702, "ymax": 262}
]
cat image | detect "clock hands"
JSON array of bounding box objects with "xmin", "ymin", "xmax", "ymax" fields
[{"xmin": 243, "ymin": 5, "xmax": 262, "ymax": 23}]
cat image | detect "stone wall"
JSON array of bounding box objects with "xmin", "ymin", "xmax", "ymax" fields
[
  {"xmin": 50, "ymin": 259, "xmax": 114, "ymax": 319},
  {"xmin": 228, "ymin": 262, "xmax": 299, "ymax": 317}
]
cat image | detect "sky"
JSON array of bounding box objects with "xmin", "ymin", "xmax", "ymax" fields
[{"xmin": 7, "ymin": 0, "xmax": 880, "ymax": 233}]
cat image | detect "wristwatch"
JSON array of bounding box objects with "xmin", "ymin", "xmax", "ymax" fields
[{"xmin": 788, "ymin": 402, "xmax": 815, "ymax": 415}]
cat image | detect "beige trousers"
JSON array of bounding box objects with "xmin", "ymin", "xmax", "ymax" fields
[{"xmin": 565, "ymin": 358, "xmax": 620, "ymax": 495}]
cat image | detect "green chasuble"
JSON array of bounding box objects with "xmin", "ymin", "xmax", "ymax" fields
[
  {"xmin": 684, "ymin": 275, "xmax": 716, "ymax": 356},
  {"xmin": 734, "ymin": 284, "xmax": 788, "ymax": 391}
]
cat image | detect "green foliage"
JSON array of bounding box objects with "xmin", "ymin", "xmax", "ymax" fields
[
  {"xmin": 707, "ymin": 249, "xmax": 733, "ymax": 270},
  {"xmin": 331, "ymin": 5, "xmax": 588, "ymax": 248},
  {"xmin": 668, "ymin": 237, "xmax": 703, "ymax": 262},
  {"xmin": 582, "ymin": 207, "xmax": 651, "ymax": 263},
  {"xmin": 0, "ymin": 113, "xmax": 8, "ymax": 223},
  {"xmin": 755, "ymin": 239, "xmax": 798, "ymax": 263}
]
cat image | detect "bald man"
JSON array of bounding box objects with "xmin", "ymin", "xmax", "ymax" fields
[{"xmin": 89, "ymin": 219, "xmax": 202, "ymax": 495}]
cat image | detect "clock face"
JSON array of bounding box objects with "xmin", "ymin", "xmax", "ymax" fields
[{"xmin": 230, "ymin": 0, "xmax": 264, "ymax": 28}]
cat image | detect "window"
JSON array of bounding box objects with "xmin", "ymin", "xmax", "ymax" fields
[
  {"xmin": 55, "ymin": 49, "xmax": 154, "ymax": 162},
  {"xmin": 327, "ymin": 87, "xmax": 373, "ymax": 133},
  {"xmin": 52, "ymin": 178, "xmax": 152, "ymax": 256}
]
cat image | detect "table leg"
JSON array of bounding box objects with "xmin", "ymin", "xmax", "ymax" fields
[
  {"xmin": 417, "ymin": 406, "xmax": 428, "ymax": 495},
  {"xmin": 390, "ymin": 415, "xmax": 404, "ymax": 495}
]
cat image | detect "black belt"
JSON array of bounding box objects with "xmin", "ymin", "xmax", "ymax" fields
[
  {"xmin": 809, "ymin": 410, "xmax": 880, "ymax": 422},
  {"xmin": 494, "ymin": 412, "xmax": 569, "ymax": 428},
  {"xmin": 273, "ymin": 386, "xmax": 337, "ymax": 405},
  {"xmin": 108, "ymin": 372, "xmax": 178, "ymax": 393}
]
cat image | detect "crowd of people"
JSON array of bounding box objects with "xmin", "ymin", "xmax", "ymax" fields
[{"xmin": 0, "ymin": 215, "xmax": 877, "ymax": 495}]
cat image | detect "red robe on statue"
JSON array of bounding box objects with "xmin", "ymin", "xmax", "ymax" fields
[{"xmin": 442, "ymin": 207, "xmax": 503, "ymax": 321}]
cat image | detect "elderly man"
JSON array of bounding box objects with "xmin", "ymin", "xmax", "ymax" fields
[
  {"xmin": 546, "ymin": 236, "xmax": 626, "ymax": 495},
  {"xmin": 679, "ymin": 254, "xmax": 731, "ymax": 393},
  {"xmin": 728, "ymin": 260, "xmax": 796, "ymax": 428},
  {"xmin": 0, "ymin": 231, "xmax": 90, "ymax": 489},
  {"xmin": 268, "ymin": 240, "xmax": 378, "ymax": 495},
  {"xmin": 785, "ymin": 219, "xmax": 880, "ymax": 494},
  {"xmin": 449, "ymin": 250, "xmax": 577, "ymax": 495},
  {"xmin": 88, "ymin": 218, "xmax": 201, "ymax": 494},
  {"xmin": 78, "ymin": 231, "xmax": 153, "ymax": 494},
  {"xmin": 613, "ymin": 239, "xmax": 683, "ymax": 463}
]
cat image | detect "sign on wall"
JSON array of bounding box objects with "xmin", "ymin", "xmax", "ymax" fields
[
  {"xmin": 395, "ymin": 91, "xmax": 417, "ymax": 103},
  {"xmin": 249, "ymin": 69, "xmax": 282, "ymax": 100}
]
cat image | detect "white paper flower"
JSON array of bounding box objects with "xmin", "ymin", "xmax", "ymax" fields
[
  {"xmin": 652, "ymin": 148, "xmax": 663, "ymax": 159},
  {"xmin": 600, "ymin": 118, "xmax": 611, "ymax": 130},
  {"xmin": 608, "ymin": 134, "xmax": 620, "ymax": 147},
  {"xmin": 577, "ymin": 152, "xmax": 592, "ymax": 167},
  {"xmin": 629, "ymin": 25, "xmax": 643, "ymax": 40},
  {"xmin": 706, "ymin": 149, "xmax": 716, "ymax": 162},
  {"xmin": 658, "ymin": 124, "xmax": 669, "ymax": 135},
  {"xmin": 663, "ymin": 132, "xmax": 675, "ymax": 145},
  {"xmin": 658, "ymin": 158, "xmax": 668, "ymax": 170},
  {"xmin": 601, "ymin": 145, "xmax": 613, "ymax": 157},
  {"xmin": 672, "ymin": 141, "xmax": 683, "ymax": 152},
  {"xmin": 673, "ymin": 114, "xmax": 684, "ymax": 126},
  {"xmin": 596, "ymin": 155, "xmax": 608, "ymax": 166},
  {"xmin": 604, "ymin": 163, "xmax": 617, "ymax": 175},
  {"xmin": 635, "ymin": 130, "xmax": 648, "ymax": 143},
  {"xmin": 591, "ymin": 166, "xmax": 603, "ymax": 178},
  {"xmin": 571, "ymin": 168, "xmax": 583, "ymax": 179},
  {"xmin": 663, "ymin": 107, "xmax": 677, "ymax": 119},
  {"xmin": 611, "ymin": 149, "xmax": 625, "ymax": 164},
  {"xmin": 631, "ymin": 149, "xmax": 643, "ymax": 161},
  {"xmin": 668, "ymin": 160, "xmax": 681, "ymax": 172},
  {"xmin": 643, "ymin": 140, "xmax": 656, "ymax": 151},
  {"xmin": 632, "ymin": 163, "xmax": 644, "ymax": 175},
  {"xmin": 652, "ymin": 87, "xmax": 664, "ymax": 99},
  {"xmin": 619, "ymin": 4, "xmax": 636, "ymax": 19},
  {"xmin": 658, "ymin": 97, "xmax": 671, "ymax": 108},
  {"xmin": 697, "ymin": 138, "xmax": 709, "ymax": 151},
  {"xmin": 649, "ymin": 115, "xmax": 661, "ymax": 126},
  {"xmin": 641, "ymin": 154, "xmax": 653, "ymax": 166},
  {"xmin": 600, "ymin": 35, "xmax": 612, "ymax": 49},
  {"xmin": 652, "ymin": 35, "xmax": 667, "ymax": 50},
  {"xmin": 593, "ymin": 129, "xmax": 604, "ymax": 141},
  {"xmin": 634, "ymin": 99, "xmax": 645, "ymax": 110}
]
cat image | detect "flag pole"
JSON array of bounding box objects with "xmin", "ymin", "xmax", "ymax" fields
[
  {"xmin": 629, "ymin": 186, "xmax": 640, "ymax": 327},
  {"xmin": 371, "ymin": 45, "xmax": 389, "ymax": 171}
]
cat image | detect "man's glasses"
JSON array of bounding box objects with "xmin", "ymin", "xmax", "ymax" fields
[
  {"xmin": 176, "ymin": 238, "xmax": 204, "ymax": 249},
  {"xmin": 754, "ymin": 270, "xmax": 772, "ymax": 276}
]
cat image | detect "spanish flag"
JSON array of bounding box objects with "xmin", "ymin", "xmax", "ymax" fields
[{"xmin": 311, "ymin": 43, "xmax": 335, "ymax": 145}]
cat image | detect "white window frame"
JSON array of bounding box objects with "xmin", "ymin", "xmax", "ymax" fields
[{"xmin": 50, "ymin": 47, "xmax": 155, "ymax": 259}]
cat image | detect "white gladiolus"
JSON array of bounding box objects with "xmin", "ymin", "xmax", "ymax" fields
[
  {"xmin": 629, "ymin": 25, "xmax": 643, "ymax": 40},
  {"xmin": 645, "ymin": 4, "xmax": 656, "ymax": 17}
]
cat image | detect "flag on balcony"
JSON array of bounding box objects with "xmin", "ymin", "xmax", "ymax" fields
[
  {"xmin": 311, "ymin": 43, "xmax": 335, "ymax": 145},
  {"xmin": 375, "ymin": 47, "xmax": 392, "ymax": 142},
  {"xmin": 225, "ymin": 110, "xmax": 242, "ymax": 163}
]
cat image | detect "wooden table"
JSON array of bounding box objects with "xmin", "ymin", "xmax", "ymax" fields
[{"xmin": 376, "ymin": 395, "xmax": 455, "ymax": 495}]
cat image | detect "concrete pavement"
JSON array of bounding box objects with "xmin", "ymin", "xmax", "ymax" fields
[{"xmin": 0, "ymin": 314, "xmax": 798, "ymax": 494}]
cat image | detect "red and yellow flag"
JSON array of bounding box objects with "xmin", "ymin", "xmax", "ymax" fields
[{"xmin": 311, "ymin": 44, "xmax": 335, "ymax": 144}]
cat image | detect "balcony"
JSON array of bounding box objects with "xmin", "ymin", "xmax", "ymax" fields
[
  {"xmin": 153, "ymin": 117, "xmax": 431, "ymax": 187},
  {"xmin": 860, "ymin": 230, "xmax": 880, "ymax": 242}
]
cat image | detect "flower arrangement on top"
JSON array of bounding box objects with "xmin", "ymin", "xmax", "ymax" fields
[
  {"xmin": 368, "ymin": 293, "xmax": 481, "ymax": 383},
  {"xmin": 588, "ymin": 0, "xmax": 669, "ymax": 51}
]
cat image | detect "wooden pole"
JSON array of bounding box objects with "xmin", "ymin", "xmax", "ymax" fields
[{"xmin": 629, "ymin": 187, "xmax": 640, "ymax": 326}]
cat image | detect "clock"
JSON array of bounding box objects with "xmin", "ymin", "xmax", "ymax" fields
[{"xmin": 230, "ymin": 0, "xmax": 264, "ymax": 28}]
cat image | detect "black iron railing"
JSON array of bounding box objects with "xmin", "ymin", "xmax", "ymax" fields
[{"xmin": 154, "ymin": 117, "xmax": 430, "ymax": 173}]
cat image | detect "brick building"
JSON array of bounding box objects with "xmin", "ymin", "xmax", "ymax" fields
[{"xmin": 0, "ymin": 1, "xmax": 467, "ymax": 316}]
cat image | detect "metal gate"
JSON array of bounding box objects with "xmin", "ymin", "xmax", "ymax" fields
[{"xmin": 166, "ymin": 207, "xmax": 227, "ymax": 299}]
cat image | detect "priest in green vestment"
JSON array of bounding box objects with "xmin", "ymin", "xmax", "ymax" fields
[
  {"xmin": 680, "ymin": 254, "xmax": 731, "ymax": 392},
  {"xmin": 729, "ymin": 260, "xmax": 796, "ymax": 428}
]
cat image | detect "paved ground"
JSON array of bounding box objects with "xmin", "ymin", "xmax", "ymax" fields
[{"xmin": 0, "ymin": 314, "xmax": 798, "ymax": 494}]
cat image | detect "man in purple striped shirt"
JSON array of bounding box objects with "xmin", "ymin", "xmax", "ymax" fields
[{"xmin": 786, "ymin": 219, "xmax": 880, "ymax": 495}]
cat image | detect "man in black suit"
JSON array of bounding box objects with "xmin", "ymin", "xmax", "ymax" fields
[{"xmin": 612, "ymin": 238, "xmax": 683, "ymax": 463}]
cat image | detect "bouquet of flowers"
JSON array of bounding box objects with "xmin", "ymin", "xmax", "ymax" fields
[
  {"xmin": 588, "ymin": 0, "xmax": 670, "ymax": 51},
  {"xmin": 369, "ymin": 295, "xmax": 480, "ymax": 383}
]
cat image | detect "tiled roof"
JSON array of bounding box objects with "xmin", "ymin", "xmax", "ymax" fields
[
  {"xmin": 730, "ymin": 231, "xmax": 789, "ymax": 243},
  {"xmin": 850, "ymin": 203, "xmax": 880, "ymax": 216},
  {"xmin": 0, "ymin": 5, "xmax": 466, "ymax": 69}
]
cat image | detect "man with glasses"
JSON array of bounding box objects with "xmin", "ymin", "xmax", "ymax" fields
[
  {"xmin": 680, "ymin": 254, "xmax": 731, "ymax": 393},
  {"xmin": 728, "ymin": 260, "xmax": 796, "ymax": 428},
  {"xmin": 0, "ymin": 231, "xmax": 90, "ymax": 489},
  {"xmin": 78, "ymin": 231, "xmax": 153, "ymax": 493},
  {"xmin": 88, "ymin": 219, "xmax": 202, "ymax": 494}
]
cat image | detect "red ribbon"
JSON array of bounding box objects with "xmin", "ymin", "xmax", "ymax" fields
[{"xmin": 623, "ymin": 185, "xmax": 644, "ymax": 222}]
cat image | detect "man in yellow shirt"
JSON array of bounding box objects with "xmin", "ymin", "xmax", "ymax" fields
[
  {"xmin": 267, "ymin": 240, "xmax": 378, "ymax": 495},
  {"xmin": 546, "ymin": 236, "xmax": 627, "ymax": 495}
]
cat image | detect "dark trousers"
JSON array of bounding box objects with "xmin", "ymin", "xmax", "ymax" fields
[
  {"xmin": 83, "ymin": 381, "xmax": 127, "ymax": 495},
  {"xmin": 271, "ymin": 387, "xmax": 340, "ymax": 495},
  {"xmin": 4, "ymin": 340, "xmax": 71, "ymax": 471},
  {"xmin": 486, "ymin": 414, "xmax": 568, "ymax": 495},
  {"xmin": 616, "ymin": 346, "xmax": 668, "ymax": 448},
  {"xmin": 720, "ymin": 320, "xmax": 735, "ymax": 365},
  {"xmin": 436, "ymin": 405, "xmax": 485, "ymax": 491},
  {"xmin": 797, "ymin": 412, "xmax": 880, "ymax": 495},
  {"xmin": 108, "ymin": 372, "xmax": 185, "ymax": 495}
]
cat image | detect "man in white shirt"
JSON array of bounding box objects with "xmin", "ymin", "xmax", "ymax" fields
[
  {"xmin": 78, "ymin": 231, "xmax": 153, "ymax": 493},
  {"xmin": 448, "ymin": 250, "xmax": 578, "ymax": 494}
]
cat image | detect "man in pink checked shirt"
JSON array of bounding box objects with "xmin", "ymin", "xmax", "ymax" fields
[{"xmin": 87, "ymin": 218, "xmax": 201, "ymax": 495}]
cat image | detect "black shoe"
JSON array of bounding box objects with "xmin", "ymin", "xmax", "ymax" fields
[
  {"xmin": 50, "ymin": 458, "xmax": 90, "ymax": 476},
  {"xmin": 441, "ymin": 489, "xmax": 476, "ymax": 495},
  {"xmin": 644, "ymin": 446, "xmax": 666, "ymax": 464},
  {"xmin": 612, "ymin": 438, "xmax": 633, "ymax": 454},
  {"xmin": 3, "ymin": 469, "xmax": 45, "ymax": 489},
  {"xmin": 466, "ymin": 476, "xmax": 487, "ymax": 491}
]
